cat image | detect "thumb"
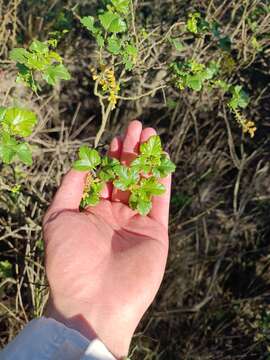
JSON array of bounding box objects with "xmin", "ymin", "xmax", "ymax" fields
[{"xmin": 43, "ymin": 169, "xmax": 87, "ymax": 225}]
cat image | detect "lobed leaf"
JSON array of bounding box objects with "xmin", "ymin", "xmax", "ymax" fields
[
  {"xmin": 186, "ymin": 13, "xmax": 200, "ymax": 34},
  {"xmin": 81, "ymin": 181, "xmax": 103, "ymax": 207},
  {"xmin": 112, "ymin": 0, "xmax": 130, "ymax": 14},
  {"xmin": 129, "ymin": 191, "xmax": 152, "ymax": 216},
  {"xmin": 229, "ymin": 85, "xmax": 249, "ymax": 110},
  {"xmin": 0, "ymin": 133, "xmax": 18, "ymax": 164},
  {"xmin": 3, "ymin": 107, "xmax": 37, "ymax": 137},
  {"xmin": 99, "ymin": 156, "xmax": 120, "ymax": 181},
  {"xmin": 29, "ymin": 40, "xmax": 49, "ymax": 54},
  {"xmin": 43, "ymin": 64, "xmax": 71, "ymax": 85},
  {"xmin": 140, "ymin": 135, "xmax": 162, "ymax": 158},
  {"xmin": 139, "ymin": 177, "xmax": 166, "ymax": 196},
  {"xmin": 80, "ymin": 16, "xmax": 98, "ymax": 34},
  {"xmin": 114, "ymin": 165, "xmax": 139, "ymax": 191},
  {"xmin": 9, "ymin": 48, "xmax": 30, "ymax": 64},
  {"xmin": 152, "ymin": 155, "xmax": 176, "ymax": 178},
  {"xmin": 99, "ymin": 11, "xmax": 127, "ymax": 33},
  {"xmin": 107, "ymin": 36, "xmax": 122, "ymax": 55},
  {"xmin": 16, "ymin": 143, "xmax": 33, "ymax": 165},
  {"xmin": 73, "ymin": 146, "xmax": 101, "ymax": 171},
  {"xmin": 0, "ymin": 107, "xmax": 7, "ymax": 122}
]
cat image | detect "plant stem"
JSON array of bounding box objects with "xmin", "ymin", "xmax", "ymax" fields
[{"xmin": 95, "ymin": 100, "xmax": 113, "ymax": 148}]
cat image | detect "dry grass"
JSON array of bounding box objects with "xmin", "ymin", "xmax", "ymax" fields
[{"xmin": 1, "ymin": 0, "xmax": 270, "ymax": 358}]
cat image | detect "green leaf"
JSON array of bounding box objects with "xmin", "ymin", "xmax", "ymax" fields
[
  {"xmin": 214, "ymin": 79, "xmax": 230, "ymax": 92},
  {"xmin": 29, "ymin": 40, "xmax": 49, "ymax": 53},
  {"xmin": 10, "ymin": 39, "xmax": 70, "ymax": 93},
  {"xmin": 99, "ymin": 11, "xmax": 127, "ymax": 33},
  {"xmin": 82, "ymin": 193, "xmax": 100, "ymax": 206},
  {"xmin": 0, "ymin": 106, "xmax": 6, "ymax": 122},
  {"xmin": 186, "ymin": 74, "xmax": 203, "ymax": 91},
  {"xmin": 229, "ymin": 85, "xmax": 249, "ymax": 110},
  {"xmin": 123, "ymin": 56, "xmax": 133, "ymax": 71},
  {"xmin": 131, "ymin": 156, "xmax": 151, "ymax": 174},
  {"xmin": 0, "ymin": 260, "xmax": 12, "ymax": 278},
  {"xmin": 112, "ymin": 0, "xmax": 130, "ymax": 14},
  {"xmin": 114, "ymin": 165, "xmax": 139, "ymax": 191},
  {"xmin": 140, "ymin": 135, "xmax": 162, "ymax": 158},
  {"xmin": 9, "ymin": 48, "xmax": 30, "ymax": 64},
  {"xmin": 204, "ymin": 62, "xmax": 219, "ymax": 80},
  {"xmin": 43, "ymin": 64, "xmax": 71, "ymax": 85},
  {"xmin": 80, "ymin": 16, "xmax": 98, "ymax": 34},
  {"xmin": 81, "ymin": 181, "xmax": 103, "ymax": 207},
  {"xmin": 25, "ymin": 53, "xmax": 47, "ymax": 70},
  {"xmin": 186, "ymin": 13, "xmax": 200, "ymax": 34},
  {"xmin": 125, "ymin": 44, "xmax": 138, "ymax": 57},
  {"xmin": 16, "ymin": 142, "xmax": 32, "ymax": 165},
  {"xmin": 137, "ymin": 199, "xmax": 152, "ymax": 216},
  {"xmin": 15, "ymin": 63, "xmax": 38, "ymax": 92},
  {"xmin": 129, "ymin": 192, "xmax": 152, "ymax": 216},
  {"xmin": 152, "ymin": 155, "xmax": 176, "ymax": 178},
  {"xmin": 3, "ymin": 107, "xmax": 37, "ymax": 137},
  {"xmin": 99, "ymin": 156, "xmax": 120, "ymax": 181},
  {"xmin": 96, "ymin": 33, "xmax": 105, "ymax": 47},
  {"xmin": 107, "ymin": 36, "xmax": 122, "ymax": 55},
  {"xmin": 0, "ymin": 133, "xmax": 18, "ymax": 164},
  {"xmin": 139, "ymin": 177, "xmax": 166, "ymax": 196},
  {"xmin": 251, "ymin": 36, "xmax": 262, "ymax": 52},
  {"xmin": 73, "ymin": 146, "xmax": 101, "ymax": 171}
]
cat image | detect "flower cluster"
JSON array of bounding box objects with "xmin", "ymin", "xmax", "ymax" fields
[
  {"xmin": 91, "ymin": 66, "xmax": 120, "ymax": 109},
  {"xmin": 234, "ymin": 109, "xmax": 257, "ymax": 138},
  {"xmin": 82, "ymin": 173, "xmax": 93, "ymax": 200}
]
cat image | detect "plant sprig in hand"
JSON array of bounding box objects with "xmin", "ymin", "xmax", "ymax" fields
[{"xmin": 73, "ymin": 135, "xmax": 176, "ymax": 216}]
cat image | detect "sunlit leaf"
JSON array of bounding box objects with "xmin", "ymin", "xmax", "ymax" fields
[
  {"xmin": 112, "ymin": 0, "xmax": 130, "ymax": 14},
  {"xmin": 99, "ymin": 11, "xmax": 127, "ymax": 33},
  {"xmin": 73, "ymin": 146, "xmax": 101, "ymax": 171},
  {"xmin": 16, "ymin": 142, "xmax": 32, "ymax": 165},
  {"xmin": 43, "ymin": 64, "xmax": 71, "ymax": 85},
  {"xmin": 140, "ymin": 135, "xmax": 162, "ymax": 158},
  {"xmin": 3, "ymin": 107, "xmax": 37, "ymax": 137}
]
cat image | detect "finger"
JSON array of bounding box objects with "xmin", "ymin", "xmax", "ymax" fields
[
  {"xmin": 140, "ymin": 129, "xmax": 171, "ymax": 228},
  {"xmin": 112, "ymin": 120, "xmax": 143, "ymax": 203},
  {"xmin": 121, "ymin": 120, "xmax": 143, "ymax": 165},
  {"xmin": 100, "ymin": 182, "xmax": 113, "ymax": 200},
  {"xmin": 99, "ymin": 136, "xmax": 123, "ymax": 200},
  {"xmin": 140, "ymin": 127, "xmax": 157, "ymax": 143},
  {"xmin": 149, "ymin": 173, "xmax": 172, "ymax": 229},
  {"xmin": 109, "ymin": 136, "xmax": 123, "ymax": 160},
  {"xmin": 43, "ymin": 169, "xmax": 87, "ymax": 224}
]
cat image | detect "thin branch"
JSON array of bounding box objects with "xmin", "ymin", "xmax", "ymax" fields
[{"xmin": 117, "ymin": 85, "xmax": 167, "ymax": 101}]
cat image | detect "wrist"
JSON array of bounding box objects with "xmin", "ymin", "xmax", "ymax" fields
[{"xmin": 45, "ymin": 296, "xmax": 133, "ymax": 359}]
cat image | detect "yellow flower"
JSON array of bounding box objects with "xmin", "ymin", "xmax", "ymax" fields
[
  {"xmin": 90, "ymin": 65, "xmax": 120, "ymax": 109},
  {"xmin": 82, "ymin": 173, "xmax": 92, "ymax": 200},
  {"xmin": 242, "ymin": 120, "xmax": 257, "ymax": 138},
  {"xmin": 233, "ymin": 109, "xmax": 256, "ymax": 138}
]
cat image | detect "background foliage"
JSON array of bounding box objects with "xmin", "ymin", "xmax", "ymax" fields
[{"xmin": 1, "ymin": 0, "xmax": 270, "ymax": 359}]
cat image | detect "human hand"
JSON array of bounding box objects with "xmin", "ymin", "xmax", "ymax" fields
[{"xmin": 43, "ymin": 120, "xmax": 171, "ymax": 358}]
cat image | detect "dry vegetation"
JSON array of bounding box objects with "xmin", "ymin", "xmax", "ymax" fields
[{"xmin": 1, "ymin": 0, "xmax": 270, "ymax": 359}]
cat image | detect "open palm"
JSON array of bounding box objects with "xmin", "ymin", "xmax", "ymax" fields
[{"xmin": 43, "ymin": 121, "xmax": 171, "ymax": 358}]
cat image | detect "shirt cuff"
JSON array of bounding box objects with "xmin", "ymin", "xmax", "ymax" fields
[{"xmin": 0, "ymin": 317, "xmax": 116, "ymax": 360}]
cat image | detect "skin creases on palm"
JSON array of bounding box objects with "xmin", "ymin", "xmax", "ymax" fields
[{"xmin": 45, "ymin": 200, "xmax": 168, "ymax": 328}]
